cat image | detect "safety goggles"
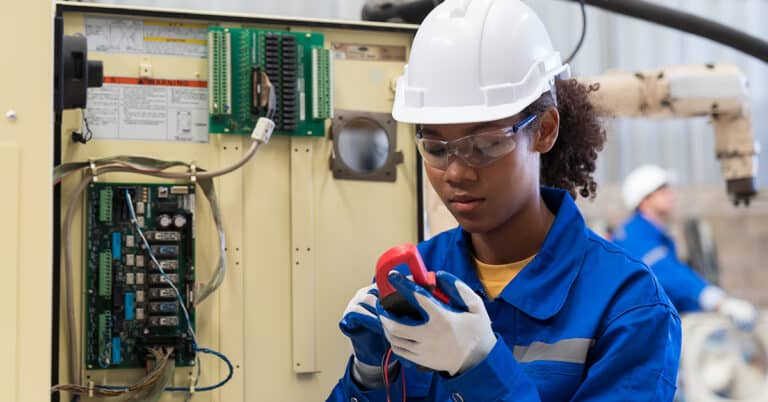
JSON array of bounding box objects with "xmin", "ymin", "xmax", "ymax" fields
[{"xmin": 415, "ymin": 114, "xmax": 538, "ymax": 169}]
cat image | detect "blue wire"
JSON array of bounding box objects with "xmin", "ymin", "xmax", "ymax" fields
[
  {"xmin": 165, "ymin": 347, "xmax": 234, "ymax": 392},
  {"xmin": 95, "ymin": 385, "xmax": 131, "ymax": 390},
  {"xmin": 94, "ymin": 346, "xmax": 234, "ymax": 392}
]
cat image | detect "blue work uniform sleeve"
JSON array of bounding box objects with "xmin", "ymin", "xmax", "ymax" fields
[
  {"xmin": 648, "ymin": 254, "xmax": 708, "ymax": 313},
  {"xmin": 440, "ymin": 335, "xmax": 541, "ymax": 401},
  {"xmin": 569, "ymin": 303, "xmax": 681, "ymax": 401}
]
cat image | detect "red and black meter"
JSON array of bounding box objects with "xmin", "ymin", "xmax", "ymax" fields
[{"xmin": 376, "ymin": 244, "xmax": 450, "ymax": 319}]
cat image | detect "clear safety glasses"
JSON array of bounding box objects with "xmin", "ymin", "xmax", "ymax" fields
[{"xmin": 415, "ymin": 114, "xmax": 538, "ymax": 170}]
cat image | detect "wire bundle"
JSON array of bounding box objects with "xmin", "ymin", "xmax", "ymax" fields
[{"xmin": 52, "ymin": 347, "xmax": 175, "ymax": 398}]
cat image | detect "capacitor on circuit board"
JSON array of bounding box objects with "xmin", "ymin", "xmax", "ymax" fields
[
  {"xmin": 173, "ymin": 214, "xmax": 187, "ymax": 228},
  {"xmin": 157, "ymin": 214, "xmax": 173, "ymax": 229}
]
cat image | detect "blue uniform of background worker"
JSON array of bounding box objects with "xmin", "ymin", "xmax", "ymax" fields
[
  {"xmin": 613, "ymin": 165, "xmax": 757, "ymax": 327},
  {"xmin": 327, "ymin": 1, "xmax": 682, "ymax": 400}
]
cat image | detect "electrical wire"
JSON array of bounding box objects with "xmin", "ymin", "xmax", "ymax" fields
[
  {"xmin": 564, "ymin": 0, "xmax": 587, "ymax": 64},
  {"xmin": 166, "ymin": 347, "xmax": 234, "ymax": 392},
  {"xmin": 93, "ymin": 348, "xmax": 233, "ymax": 393},
  {"xmin": 267, "ymin": 82, "xmax": 278, "ymax": 121},
  {"xmin": 71, "ymin": 110, "xmax": 94, "ymax": 144},
  {"xmin": 62, "ymin": 175, "xmax": 95, "ymax": 387},
  {"xmin": 184, "ymin": 356, "xmax": 202, "ymax": 402},
  {"xmin": 53, "ymin": 138, "xmax": 262, "ymax": 183},
  {"xmin": 383, "ymin": 348, "xmax": 393, "ymax": 402},
  {"xmin": 53, "ymin": 347, "xmax": 175, "ymax": 397},
  {"xmin": 138, "ymin": 355, "xmax": 176, "ymax": 401},
  {"xmin": 382, "ymin": 347, "xmax": 406, "ymax": 402}
]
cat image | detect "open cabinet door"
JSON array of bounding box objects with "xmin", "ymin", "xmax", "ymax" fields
[
  {"xmin": 0, "ymin": 1, "xmax": 54, "ymax": 402},
  {"xmin": 53, "ymin": 3, "xmax": 419, "ymax": 400}
]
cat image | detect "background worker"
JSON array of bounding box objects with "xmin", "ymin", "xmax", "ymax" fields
[{"xmin": 613, "ymin": 164, "xmax": 757, "ymax": 329}]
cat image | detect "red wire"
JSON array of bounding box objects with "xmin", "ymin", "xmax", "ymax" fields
[
  {"xmin": 383, "ymin": 348, "xmax": 393, "ymax": 402},
  {"xmin": 382, "ymin": 347, "xmax": 406, "ymax": 402},
  {"xmin": 401, "ymin": 363, "xmax": 406, "ymax": 402}
]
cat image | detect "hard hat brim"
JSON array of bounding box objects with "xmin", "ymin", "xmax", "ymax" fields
[
  {"xmin": 392, "ymin": 64, "xmax": 570, "ymax": 125},
  {"xmin": 392, "ymin": 94, "xmax": 542, "ymax": 125}
]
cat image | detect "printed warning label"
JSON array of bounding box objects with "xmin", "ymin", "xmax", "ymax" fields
[
  {"xmin": 85, "ymin": 17, "xmax": 208, "ymax": 58},
  {"xmin": 85, "ymin": 77, "xmax": 209, "ymax": 143}
]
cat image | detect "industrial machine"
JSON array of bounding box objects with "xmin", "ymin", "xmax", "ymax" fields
[
  {"xmin": 581, "ymin": 64, "xmax": 759, "ymax": 206},
  {"xmin": 681, "ymin": 313, "xmax": 768, "ymax": 402}
]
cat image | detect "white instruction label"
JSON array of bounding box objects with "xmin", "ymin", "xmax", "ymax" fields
[
  {"xmin": 85, "ymin": 17, "xmax": 208, "ymax": 58},
  {"xmin": 85, "ymin": 77, "xmax": 209, "ymax": 143}
]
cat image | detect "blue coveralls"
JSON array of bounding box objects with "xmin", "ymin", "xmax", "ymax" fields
[
  {"xmin": 613, "ymin": 212, "xmax": 709, "ymax": 313},
  {"xmin": 328, "ymin": 188, "xmax": 681, "ymax": 401}
]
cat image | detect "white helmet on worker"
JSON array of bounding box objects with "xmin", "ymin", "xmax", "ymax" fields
[
  {"xmin": 622, "ymin": 165, "xmax": 673, "ymax": 210},
  {"xmin": 392, "ymin": 0, "xmax": 571, "ymax": 125}
]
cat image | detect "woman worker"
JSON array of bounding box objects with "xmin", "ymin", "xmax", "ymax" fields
[{"xmin": 328, "ymin": 0, "xmax": 681, "ymax": 400}]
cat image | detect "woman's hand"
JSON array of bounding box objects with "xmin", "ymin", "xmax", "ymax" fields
[{"xmin": 378, "ymin": 271, "xmax": 497, "ymax": 376}]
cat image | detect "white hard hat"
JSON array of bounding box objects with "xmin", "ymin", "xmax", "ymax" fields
[
  {"xmin": 622, "ymin": 165, "xmax": 672, "ymax": 210},
  {"xmin": 392, "ymin": 0, "xmax": 571, "ymax": 125}
]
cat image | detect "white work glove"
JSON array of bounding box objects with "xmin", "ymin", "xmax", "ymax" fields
[
  {"xmin": 377, "ymin": 270, "xmax": 496, "ymax": 376},
  {"xmin": 718, "ymin": 297, "xmax": 758, "ymax": 330}
]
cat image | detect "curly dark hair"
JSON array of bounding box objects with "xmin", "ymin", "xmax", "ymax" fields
[{"xmin": 522, "ymin": 78, "xmax": 606, "ymax": 199}]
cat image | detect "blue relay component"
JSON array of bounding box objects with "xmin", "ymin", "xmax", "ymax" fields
[
  {"xmin": 149, "ymin": 301, "xmax": 179, "ymax": 314},
  {"xmin": 112, "ymin": 337, "xmax": 121, "ymax": 365},
  {"xmin": 112, "ymin": 232, "xmax": 122, "ymax": 260},
  {"xmin": 125, "ymin": 292, "xmax": 135, "ymax": 321},
  {"xmin": 151, "ymin": 245, "xmax": 179, "ymax": 257}
]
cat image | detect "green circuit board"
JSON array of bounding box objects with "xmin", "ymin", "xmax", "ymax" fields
[
  {"xmin": 84, "ymin": 183, "xmax": 196, "ymax": 369},
  {"xmin": 208, "ymin": 26, "xmax": 333, "ymax": 136}
]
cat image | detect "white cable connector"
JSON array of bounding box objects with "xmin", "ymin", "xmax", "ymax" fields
[
  {"xmin": 188, "ymin": 372, "xmax": 196, "ymax": 394},
  {"xmin": 252, "ymin": 117, "xmax": 275, "ymax": 144}
]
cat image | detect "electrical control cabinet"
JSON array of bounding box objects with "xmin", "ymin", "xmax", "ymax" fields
[
  {"xmin": 52, "ymin": 3, "xmax": 417, "ymax": 401},
  {"xmin": 85, "ymin": 183, "xmax": 196, "ymax": 370}
]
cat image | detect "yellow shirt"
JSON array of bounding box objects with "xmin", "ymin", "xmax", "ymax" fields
[{"xmin": 474, "ymin": 254, "xmax": 536, "ymax": 299}]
